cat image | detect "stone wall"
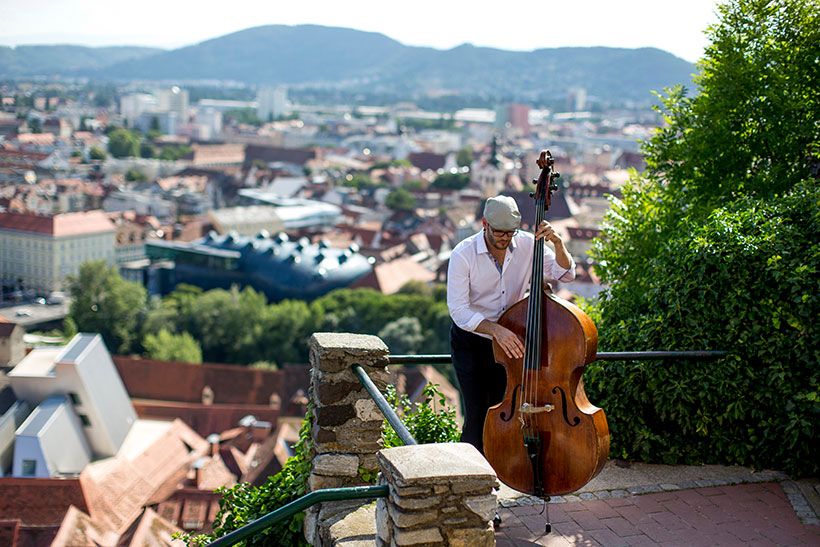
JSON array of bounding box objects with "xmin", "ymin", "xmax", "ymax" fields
[
  {"xmin": 376, "ymin": 444, "xmax": 497, "ymax": 547},
  {"xmin": 305, "ymin": 332, "xmax": 499, "ymax": 546},
  {"xmin": 305, "ymin": 332, "xmax": 390, "ymax": 545}
]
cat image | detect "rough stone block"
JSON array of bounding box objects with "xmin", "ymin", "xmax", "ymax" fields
[
  {"xmin": 355, "ymin": 398, "xmax": 383, "ymax": 421},
  {"xmin": 316, "ymin": 404, "xmax": 357, "ymax": 427},
  {"xmin": 394, "ymin": 485, "xmax": 433, "ymax": 497},
  {"xmin": 387, "ymin": 502, "xmax": 438, "ymax": 528},
  {"xmin": 378, "ymin": 443, "xmax": 496, "ymax": 487},
  {"xmin": 310, "ymin": 333, "xmax": 388, "ymax": 373},
  {"xmin": 327, "ymin": 501, "xmax": 377, "ymax": 545},
  {"xmin": 446, "ymin": 525, "xmax": 495, "ymax": 547},
  {"xmin": 313, "ymin": 454, "xmax": 360, "ymax": 477},
  {"xmin": 393, "ymin": 527, "xmax": 443, "ymax": 546},
  {"xmin": 464, "ymin": 494, "xmax": 497, "ymax": 522},
  {"xmin": 393, "ymin": 496, "xmax": 440, "ymax": 511},
  {"xmin": 376, "ymin": 498, "xmax": 392, "ymax": 544},
  {"xmin": 317, "ymin": 380, "xmax": 363, "ymax": 405},
  {"xmin": 309, "ymin": 473, "xmax": 344, "ymax": 491},
  {"xmin": 451, "ymin": 481, "xmax": 494, "ymax": 495}
]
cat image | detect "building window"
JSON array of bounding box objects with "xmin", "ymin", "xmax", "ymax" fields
[
  {"xmin": 22, "ymin": 459, "xmax": 37, "ymax": 476},
  {"xmin": 68, "ymin": 392, "xmax": 81, "ymax": 405},
  {"xmin": 78, "ymin": 414, "xmax": 91, "ymax": 427}
]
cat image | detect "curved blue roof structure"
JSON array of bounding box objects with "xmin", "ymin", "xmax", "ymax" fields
[{"xmin": 146, "ymin": 231, "xmax": 373, "ymax": 302}]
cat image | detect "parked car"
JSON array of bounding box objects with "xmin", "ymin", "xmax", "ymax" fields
[
  {"xmin": 34, "ymin": 297, "xmax": 46, "ymax": 305},
  {"xmin": 47, "ymin": 292, "xmax": 66, "ymax": 305},
  {"xmin": 15, "ymin": 310, "xmax": 31, "ymax": 317}
]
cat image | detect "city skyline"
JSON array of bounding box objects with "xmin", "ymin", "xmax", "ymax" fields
[{"xmin": 0, "ymin": 0, "xmax": 720, "ymax": 63}]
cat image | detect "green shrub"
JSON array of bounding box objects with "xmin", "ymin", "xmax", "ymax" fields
[
  {"xmin": 586, "ymin": 0, "xmax": 819, "ymax": 478},
  {"xmin": 383, "ymin": 382, "xmax": 461, "ymax": 448},
  {"xmin": 586, "ymin": 181, "xmax": 818, "ymax": 477}
]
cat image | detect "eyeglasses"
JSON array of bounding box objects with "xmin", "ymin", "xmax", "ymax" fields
[{"xmin": 488, "ymin": 226, "xmax": 517, "ymax": 238}]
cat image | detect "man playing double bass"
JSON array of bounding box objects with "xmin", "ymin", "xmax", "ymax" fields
[{"xmin": 446, "ymin": 194, "xmax": 575, "ymax": 453}]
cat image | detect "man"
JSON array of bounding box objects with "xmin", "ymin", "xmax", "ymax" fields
[{"xmin": 446, "ymin": 195, "xmax": 576, "ymax": 453}]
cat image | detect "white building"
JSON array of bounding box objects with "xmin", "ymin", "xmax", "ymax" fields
[
  {"xmin": 119, "ymin": 93, "xmax": 158, "ymax": 126},
  {"xmin": 157, "ymin": 86, "xmax": 189, "ymax": 122},
  {"xmin": 5, "ymin": 334, "xmax": 138, "ymax": 477},
  {"xmin": 194, "ymin": 107, "xmax": 223, "ymax": 140},
  {"xmin": 0, "ymin": 211, "xmax": 116, "ymax": 294},
  {"xmin": 257, "ymin": 86, "xmax": 289, "ymax": 121},
  {"xmin": 103, "ymin": 190, "xmax": 175, "ymax": 220},
  {"xmin": 12, "ymin": 395, "xmax": 92, "ymax": 477}
]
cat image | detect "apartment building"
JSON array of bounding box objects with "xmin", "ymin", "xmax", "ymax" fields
[{"xmin": 0, "ymin": 211, "xmax": 116, "ymax": 294}]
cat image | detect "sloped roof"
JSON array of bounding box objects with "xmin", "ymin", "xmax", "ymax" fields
[
  {"xmin": 83, "ymin": 419, "xmax": 208, "ymax": 534},
  {"xmin": 352, "ymin": 256, "xmax": 436, "ymax": 295},
  {"xmin": 51, "ymin": 505, "xmax": 118, "ymax": 547},
  {"xmin": 0, "ymin": 210, "xmax": 115, "ymax": 237},
  {"xmin": 0, "ymin": 478, "xmax": 89, "ymax": 525}
]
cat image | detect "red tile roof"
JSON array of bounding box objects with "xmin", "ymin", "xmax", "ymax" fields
[
  {"xmin": 0, "ymin": 478, "xmax": 89, "ymax": 525},
  {"xmin": 0, "ymin": 211, "xmax": 115, "ymax": 237},
  {"xmin": 113, "ymin": 356, "xmax": 305, "ymax": 406}
]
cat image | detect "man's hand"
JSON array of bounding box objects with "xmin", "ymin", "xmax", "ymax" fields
[
  {"xmin": 535, "ymin": 220, "xmax": 561, "ymax": 244},
  {"xmin": 476, "ymin": 320, "xmax": 524, "ymax": 359}
]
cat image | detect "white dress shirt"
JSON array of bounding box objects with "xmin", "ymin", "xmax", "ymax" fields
[{"xmin": 447, "ymin": 229, "xmax": 576, "ymax": 337}]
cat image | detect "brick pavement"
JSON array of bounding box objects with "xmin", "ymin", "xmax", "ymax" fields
[{"xmin": 496, "ymin": 482, "xmax": 820, "ymax": 546}]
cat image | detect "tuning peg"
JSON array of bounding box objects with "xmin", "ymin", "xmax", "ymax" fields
[
  {"xmin": 554, "ymin": 172, "xmax": 561, "ymax": 179},
  {"xmin": 529, "ymin": 192, "xmax": 535, "ymax": 198},
  {"xmin": 532, "ymin": 178, "xmax": 538, "ymax": 185}
]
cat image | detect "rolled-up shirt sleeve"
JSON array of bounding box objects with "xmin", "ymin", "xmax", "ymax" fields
[
  {"xmin": 447, "ymin": 252, "xmax": 485, "ymax": 332},
  {"xmin": 544, "ymin": 245, "xmax": 576, "ymax": 283}
]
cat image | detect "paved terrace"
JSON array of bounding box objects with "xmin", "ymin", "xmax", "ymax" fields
[{"xmin": 496, "ymin": 461, "xmax": 820, "ymax": 546}]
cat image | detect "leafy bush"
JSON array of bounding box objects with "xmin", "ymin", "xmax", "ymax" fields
[
  {"xmin": 586, "ymin": 183, "xmax": 818, "ymax": 476},
  {"xmin": 587, "ymin": 0, "xmax": 819, "ymax": 477},
  {"xmin": 142, "ymin": 329, "xmax": 202, "ymax": 363},
  {"xmin": 383, "ymin": 382, "xmax": 461, "ymax": 448}
]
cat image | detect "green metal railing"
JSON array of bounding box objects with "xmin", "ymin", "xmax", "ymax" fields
[
  {"xmin": 388, "ymin": 351, "xmax": 728, "ymax": 365},
  {"xmin": 208, "ymin": 349, "xmax": 728, "ymax": 545},
  {"xmin": 353, "ymin": 363, "xmax": 417, "ymax": 446},
  {"xmin": 208, "ymin": 485, "xmax": 388, "ymax": 547}
]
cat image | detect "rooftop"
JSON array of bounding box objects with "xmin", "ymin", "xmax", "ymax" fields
[
  {"xmin": 8, "ymin": 347, "xmax": 61, "ymax": 378},
  {"xmin": 0, "ymin": 210, "xmax": 115, "ymax": 237}
]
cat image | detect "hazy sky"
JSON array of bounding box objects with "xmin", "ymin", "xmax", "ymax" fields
[{"xmin": 0, "ymin": 0, "xmax": 721, "ymax": 62}]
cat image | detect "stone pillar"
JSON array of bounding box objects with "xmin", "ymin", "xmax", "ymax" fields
[
  {"xmin": 305, "ymin": 332, "xmax": 389, "ymax": 545},
  {"xmin": 376, "ymin": 443, "xmax": 498, "ymax": 547}
]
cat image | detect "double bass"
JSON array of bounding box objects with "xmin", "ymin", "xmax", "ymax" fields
[{"xmin": 483, "ymin": 151, "xmax": 609, "ymax": 502}]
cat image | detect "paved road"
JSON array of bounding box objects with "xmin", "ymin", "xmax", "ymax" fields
[
  {"xmin": 495, "ymin": 462, "xmax": 820, "ymax": 546},
  {"xmin": 0, "ymin": 301, "xmax": 69, "ymax": 328}
]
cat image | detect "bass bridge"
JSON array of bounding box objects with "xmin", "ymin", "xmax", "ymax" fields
[{"xmin": 518, "ymin": 402, "xmax": 554, "ymax": 427}]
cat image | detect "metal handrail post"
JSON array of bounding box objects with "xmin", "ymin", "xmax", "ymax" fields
[{"xmin": 351, "ymin": 363, "xmax": 417, "ymax": 446}]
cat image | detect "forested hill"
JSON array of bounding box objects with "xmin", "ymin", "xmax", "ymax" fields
[
  {"xmin": 1, "ymin": 25, "xmax": 695, "ymax": 104},
  {"xmin": 0, "ymin": 45, "xmax": 162, "ymax": 76}
]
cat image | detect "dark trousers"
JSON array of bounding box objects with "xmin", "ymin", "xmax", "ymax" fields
[{"xmin": 450, "ymin": 324, "xmax": 507, "ymax": 454}]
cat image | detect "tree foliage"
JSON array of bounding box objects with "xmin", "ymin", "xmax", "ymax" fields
[
  {"xmin": 587, "ymin": 0, "xmax": 819, "ymax": 477},
  {"xmin": 88, "ymin": 145, "xmax": 106, "ymax": 161},
  {"xmin": 385, "ymin": 187, "xmax": 416, "ymax": 211},
  {"xmin": 431, "ymin": 172, "xmax": 470, "ymax": 190},
  {"xmin": 67, "ymin": 261, "xmax": 147, "ymax": 354},
  {"xmin": 107, "ymin": 127, "xmax": 140, "ymax": 158},
  {"xmin": 143, "ymin": 329, "xmax": 203, "ymax": 363},
  {"xmin": 378, "ymin": 316, "xmax": 424, "ymax": 355}
]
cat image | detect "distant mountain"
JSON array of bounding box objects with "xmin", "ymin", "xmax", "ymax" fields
[
  {"xmin": 0, "ymin": 45, "xmax": 163, "ymax": 77},
  {"xmin": 2, "ymin": 26, "xmax": 696, "ymax": 104}
]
